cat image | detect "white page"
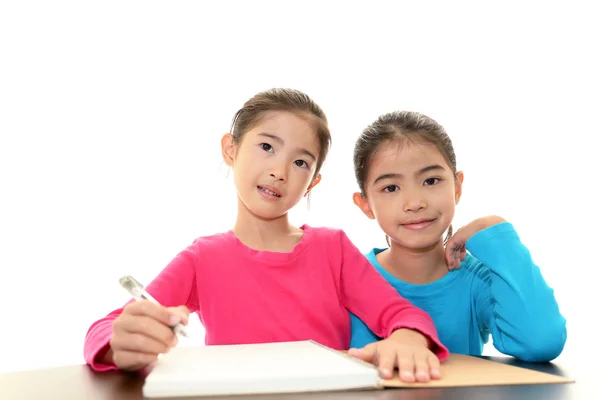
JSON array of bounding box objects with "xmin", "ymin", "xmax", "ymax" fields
[{"xmin": 143, "ymin": 340, "xmax": 381, "ymax": 398}]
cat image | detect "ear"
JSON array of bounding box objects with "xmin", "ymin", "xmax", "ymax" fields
[
  {"xmin": 352, "ymin": 192, "xmax": 376, "ymax": 220},
  {"xmin": 304, "ymin": 174, "xmax": 322, "ymax": 196},
  {"xmin": 221, "ymin": 133, "xmax": 235, "ymax": 166},
  {"xmin": 454, "ymin": 171, "xmax": 464, "ymax": 204}
]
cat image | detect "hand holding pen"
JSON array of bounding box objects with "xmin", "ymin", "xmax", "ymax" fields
[{"xmin": 106, "ymin": 275, "xmax": 190, "ymax": 372}]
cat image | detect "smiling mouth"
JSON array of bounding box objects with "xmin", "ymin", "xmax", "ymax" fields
[
  {"xmin": 401, "ymin": 219, "xmax": 435, "ymax": 230},
  {"xmin": 258, "ymin": 186, "xmax": 281, "ymax": 197},
  {"xmin": 403, "ymin": 219, "xmax": 434, "ymax": 225}
]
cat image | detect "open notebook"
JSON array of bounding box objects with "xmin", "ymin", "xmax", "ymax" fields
[{"xmin": 142, "ymin": 340, "xmax": 573, "ymax": 398}]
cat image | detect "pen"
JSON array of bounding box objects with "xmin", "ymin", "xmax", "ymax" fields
[{"xmin": 118, "ymin": 275, "xmax": 190, "ymax": 338}]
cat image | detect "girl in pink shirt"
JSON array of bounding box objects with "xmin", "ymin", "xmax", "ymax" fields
[{"xmin": 83, "ymin": 88, "xmax": 449, "ymax": 383}]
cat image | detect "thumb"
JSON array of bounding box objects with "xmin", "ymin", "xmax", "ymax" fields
[
  {"xmin": 167, "ymin": 305, "xmax": 190, "ymax": 325},
  {"xmin": 348, "ymin": 342, "xmax": 378, "ymax": 364}
]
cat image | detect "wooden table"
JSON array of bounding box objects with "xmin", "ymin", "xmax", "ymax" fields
[{"xmin": 0, "ymin": 357, "xmax": 580, "ymax": 399}]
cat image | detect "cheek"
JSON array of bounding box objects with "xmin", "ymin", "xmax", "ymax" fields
[
  {"xmin": 234, "ymin": 156, "xmax": 251, "ymax": 174},
  {"xmin": 429, "ymin": 189, "xmax": 457, "ymax": 211},
  {"xmin": 294, "ymin": 167, "xmax": 313, "ymax": 183},
  {"xmin": 236, "ymin": 144, "xmax": 262, "ymax": 163},
  {"xmin": 370, "ymin": 197, "xmax": 396, "ymax": 220}
]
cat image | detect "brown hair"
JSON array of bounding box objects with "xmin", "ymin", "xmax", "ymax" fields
[
  {"xmin": 230, "ymin": 88, "xmax": 331, "ymax": 178},
  {"xmin": 353, "ymin": 110, "xmax": 458, "ymax": 245}
]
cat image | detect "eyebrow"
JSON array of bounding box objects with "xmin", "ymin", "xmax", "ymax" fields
[
  {"xmin": 373, "ymin": 164, "xmax": 446, "ymax": 184},
  {"xmin": 258, "ymin": 133, "xmax": 317, "ymax": 161}
]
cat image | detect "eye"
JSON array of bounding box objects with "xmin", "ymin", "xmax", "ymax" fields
[
  {"xmin": 260, "ymin": 143, "xmax": 274, "ymax": 152},
  {"xmin": 294, "ymin": 160, "xmax": 308, "ymax": 169},
  {"xmin": 383, "ymin": 185, "xmax": 400, "ymax": 193},
  {"xmin": 424, "ymin": 177, "xmax": 441, "ymax": 186}
]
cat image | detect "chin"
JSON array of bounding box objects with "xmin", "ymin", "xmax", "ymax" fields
[
  {"xmin": 248, "ymin": 207, "xmax": 288, "ymax": 221},
  {"xmin": 392, "ymin": 236, "xmax": 442, "ymax": 250}
]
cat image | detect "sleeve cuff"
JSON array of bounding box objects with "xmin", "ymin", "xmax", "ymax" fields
[{"xmin": 84, "ymin": 321, "xmax": 119, "ymax": 372}]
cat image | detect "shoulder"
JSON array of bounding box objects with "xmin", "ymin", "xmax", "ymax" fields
[
  {"xmin": 364, "ymin": 247, "xmax": 383, "ymax": 263},
  {"xmin": 301, "ymin": 224, "xmax": 363, "ymax": 257},
  {"xmin": 189, "ymin": 230, "xmax": 232, "ymax": 245},
  {"xmin": 302, "ymin": 224, "xmax": 345, "ymax": 236},
  {"xmin": 458, "ymin": 253, "xmax": 491, "ymax": 286},
  {"xmin": 184, "ymin": 231, "xmax": 236, "ymax": 254},
  {"xmin": 302, "ymin": 224, "xmax": 349, "ymax": 244}
]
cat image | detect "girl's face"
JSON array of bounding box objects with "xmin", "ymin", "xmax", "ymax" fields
[
  {"xmin": 355, "ymin": 139, "xmax": 463, "ymax": 250},
  {"xmin": 222, "ymin": 110, "xmax": 322, "ymax": 220}
]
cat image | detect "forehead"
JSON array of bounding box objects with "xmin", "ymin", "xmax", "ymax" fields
[
  {"xmin": 247, "ymin": 110, "xmax": 320, "ymax": 151},
  {"xmin": 369, "ymin": 139, "xmax": 449, "ymax": 177}
]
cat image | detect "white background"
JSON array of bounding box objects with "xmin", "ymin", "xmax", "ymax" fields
[{"xmin": 0, "ymin": 0, "xmax": 597, "ymax": 382}]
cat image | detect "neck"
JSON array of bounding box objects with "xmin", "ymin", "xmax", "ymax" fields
[
  {"xmin": 232, "ymin": 196, "xmax": 301, "ymax": 252},
  {"xmin": 378, "ymin": 238, "xmax": 448, "ymax": 284}
]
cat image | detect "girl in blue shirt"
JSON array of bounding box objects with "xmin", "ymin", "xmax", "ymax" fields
[{"xmin": 349, "ymin": 110, "xmax": 566, "ymax": 362}]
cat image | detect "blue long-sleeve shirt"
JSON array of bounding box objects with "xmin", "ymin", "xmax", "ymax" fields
[{"xmin": 350, "ymin": 222, "xmax": 567, "ymax": 362}]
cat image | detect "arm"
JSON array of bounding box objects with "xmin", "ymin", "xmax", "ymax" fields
[
  {"xmin": 83, "ymin": 244, "xmax": 200, "ymax": 371},
  {"xmin": 349, "ymin": 312, "xmax": 380, "ymax": 349},
  {"xmin": 337, "ymin": 230, "xmax": 449, "ymax": 360},
  {"xmin": 467, "ymin": 221, "xmax": 567, "ymax": 361}
]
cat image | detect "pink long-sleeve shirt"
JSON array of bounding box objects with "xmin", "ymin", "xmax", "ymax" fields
[{"xmin": 84, "ymin": 225, "xmax": 449, "ymax": 371}]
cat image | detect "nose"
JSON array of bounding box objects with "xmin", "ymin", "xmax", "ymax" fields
[
  {"xmin": 403, "ymin": 190, "xmax": 426, "ymax": 212},
  {"xmin": 269, "ymin": 162, "xmax": 288, "ymax": 182}
]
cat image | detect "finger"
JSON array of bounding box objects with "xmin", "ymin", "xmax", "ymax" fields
[
  {"xmin": 397, "ymin": 354, "xmax": 416, "ymax": 383},
  {"xmin": 168, "ymin": 305, "xmax": 190, "ymax": 325},
  {"xmin": 110, "ymin": 331, "xmax": 175, "ymax": 355},
  {"xmin": 414, "ymin": 353, "xmax": 431, "ymax": 383},
  {"xmin": 449, "ymin": 238, "xmax": 466, "ymax": 269},
  {"xmin": 348, "ymin": 343, "xmax": 377, "ymax": 364},
  {"xmin": 445, "ymin": 228, "xmax": 463, "ymax": 268},
  {"xmin": 428, "ymin": 353, "xmax": 442, "ymax": 380},
  {"xmin": 112, "ymin": 349, "xmax": 158, "ymax": 371},
  {"xmin": 444, "ymin": 237, "xmax": 455, "ymax": 267},
  {"xmin": 446, "ymin": 245, "xmax": 459, "ymax": 270},
  {"xmin": 445, "ymin": 245, "xmax": 455, "ymax": 269},
  {"xmin": 125, "ymin": 300, "xmax": 178, "ymax": 327},
  {"xmin": 114, "ymin": 315, "xmax": 176, "ymax": 347},
  {"xmin": 375, "ymin": 348, "xmax": 396, "ymax": 379},
  {"xmin": 460, "ymin": 245, "xmax": 467, "ymax": 261},
  {"xmin": 453, "ymin": 247, "xmax": 461, "ymax": 270}
]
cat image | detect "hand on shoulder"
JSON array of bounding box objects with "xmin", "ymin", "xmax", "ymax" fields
[{"xmin": 445, "ymin": 215, "xmax": 507, "ymax": 270}]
